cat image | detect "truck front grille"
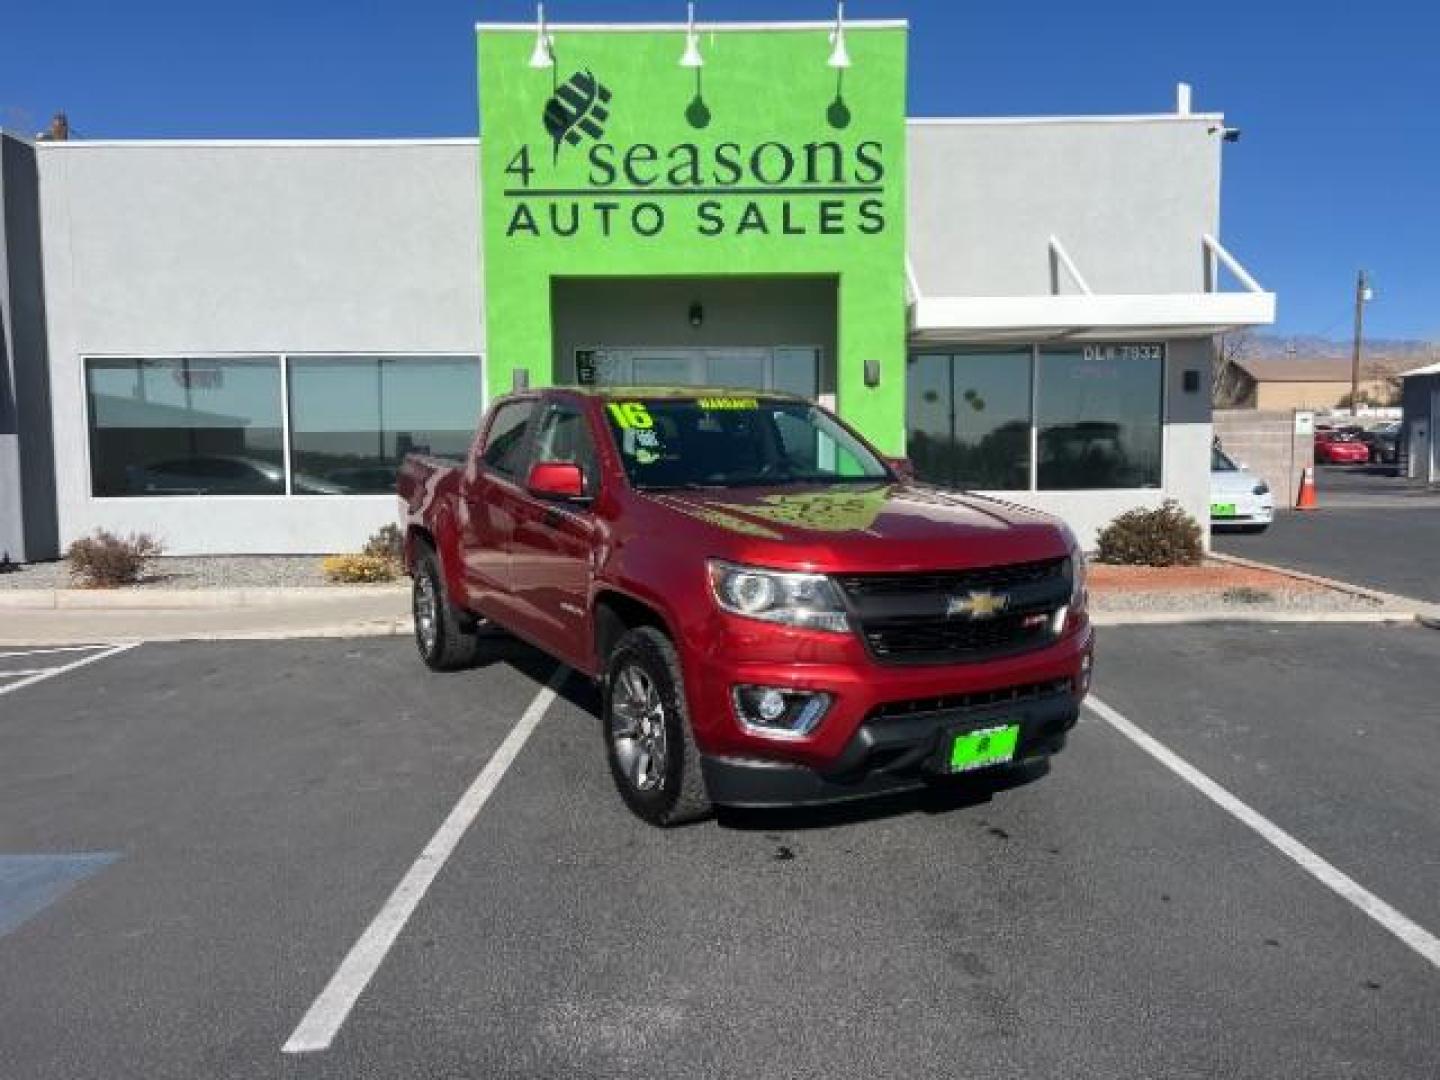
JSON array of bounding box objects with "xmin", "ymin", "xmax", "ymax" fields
[{"xmin": 835, "ymin": 557, "xmax": 1070, "ymax": 666}]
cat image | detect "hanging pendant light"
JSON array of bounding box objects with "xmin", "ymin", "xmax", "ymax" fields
[
  {"xmin": 529, "ymin": 3, "xmax": 555, "ymax": 69},
  {"xmin": 827, "ymin": 1, "xmax": 851, "ymax": 69},
  {"xmin": 680, "ymin": 2, "xmax": 704, "ymax": 68}
]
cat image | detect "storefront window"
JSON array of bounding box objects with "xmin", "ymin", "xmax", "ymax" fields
[
  {"xmin": 86, "ymin": 358, "xmax": 285, "ymax": 497},
  {"xmin": 1037, "ymin": 345, "xmax": 1163, "ymax": 490},
  {"xmin": 905, "ymin": 351, "xmax": 1032, "ymax": 489},
  {"xmin": 287, "ymin": 356, "xmax": 481, "ymax": 493}
]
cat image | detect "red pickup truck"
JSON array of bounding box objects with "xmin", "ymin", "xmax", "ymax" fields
[{"xmin": 398, "ymin": 387, "xmax": 1093, "ymax": 825}]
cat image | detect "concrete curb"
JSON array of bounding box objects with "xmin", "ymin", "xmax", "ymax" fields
[
  {"xmin": 0, "ymin": 618, "xmax": 413, "ymax": 647},
  {"xmin": 1091, "ymin": 610, "xmax": 1422, "ymax": 627},
  {"xmin": 0, "ymin": 584, "xmax": 408, "ymax": 611}
]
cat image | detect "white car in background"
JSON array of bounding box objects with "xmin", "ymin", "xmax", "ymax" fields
[{"xmin": 1210, "ymin": 446, "xmax": 1273, "ymax": 532}]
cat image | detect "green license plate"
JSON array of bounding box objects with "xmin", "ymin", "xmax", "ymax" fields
[
  {"xmin": 948, "ymin": 724, "xmax": 1021, "ymax": 773},
  {"xmin": 1211, "ymin": 502, "xmax": 1237, "ymax": 518}
]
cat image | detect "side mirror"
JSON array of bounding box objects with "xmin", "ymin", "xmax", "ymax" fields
[
  {"xmin": 527, "ymin": 461, "xmax": 586, "ymax": 500},
  {"xmin": 885, "ymin": 456, "xmax": 916, "ymax": 481}
]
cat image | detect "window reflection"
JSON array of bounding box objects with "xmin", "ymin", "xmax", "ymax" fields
[
  {"xmin": 905, "ymin": 351, "xmax": 1032, "ymax": 489},
  {"xmin": 287, "ymin": 357, "xmax": 481, "ymax": 493},
  {"xmin": 1037, "ymin": 346, "xmax": 1163, "ymax": 490},
  {"xmin": 86, "ymin": 358, "xmax": 285, "ymax": 497}
]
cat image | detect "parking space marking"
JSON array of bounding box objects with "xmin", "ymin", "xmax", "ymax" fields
[
  {"xmin": 282, "ymin": 667, "xmax": 569, "ymax": 1055},
  {"xmin": 1086, "ymin": 695, "xmax": 1440, "ymax": 972},
  {"xmin": 0, "ymin": 645, "xmax": 123, "ymax": 659},
  {"xmin": 0, "ymin": 644, "xmax": 139, "ymax": 698}
]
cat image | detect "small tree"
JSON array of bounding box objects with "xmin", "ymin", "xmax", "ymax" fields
[{"xmin": 1212, "ymin": 331, "xmax": 1254, "ymax": 408}]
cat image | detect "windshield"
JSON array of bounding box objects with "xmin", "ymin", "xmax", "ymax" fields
[
  {"xmin": 600, "ymin": 395, "xmax": 891, "ymax": 491},
  {"xmin": 1211, "ymin": 447, "xmax": 1239, "ymax": 472}
]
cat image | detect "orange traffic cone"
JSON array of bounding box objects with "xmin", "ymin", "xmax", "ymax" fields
[{"xmin": 1295, "ymin": 465, "xmax": 1318, "ymax": 510}]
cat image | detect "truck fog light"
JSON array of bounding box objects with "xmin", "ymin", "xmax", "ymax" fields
[
  {"xmin": 757, "ymin": 689, "xmax": 787, "ymax": 722},
  {"xmin": 732, "ymin": 686, "xmax": 831, "ymax": 738}
]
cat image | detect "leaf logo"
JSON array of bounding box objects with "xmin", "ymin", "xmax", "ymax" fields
[{"xmin": 542, "ymin": 70, "xmax": 612, "ymax": 161}]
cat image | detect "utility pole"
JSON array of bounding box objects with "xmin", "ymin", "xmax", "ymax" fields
[{"xmin": 1350, "ymin": 269, "xmax": 1370, "ymax": 416}]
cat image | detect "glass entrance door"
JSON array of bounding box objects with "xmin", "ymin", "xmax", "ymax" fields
[
  {"xmin": 593, "ymin": 347, "xmax": 819, "ymax": 399},
  {"xmin": 628, "ymin": 350, "xmax": 707, "ymax": 387}
]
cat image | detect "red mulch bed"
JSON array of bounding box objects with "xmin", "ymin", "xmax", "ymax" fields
[{"xmin": 1088, "ymin": 560, "xmax": 1322, "ymax": 594}]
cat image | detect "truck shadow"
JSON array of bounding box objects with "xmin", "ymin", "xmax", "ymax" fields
[{"xmin": 715, "ymin": 761, "xmax": 1049, "ymax": 832}]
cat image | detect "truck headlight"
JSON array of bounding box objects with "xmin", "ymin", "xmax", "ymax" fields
[{"xmin": 707, "ymin": 560, "xmax": 850, "ymax": 633}]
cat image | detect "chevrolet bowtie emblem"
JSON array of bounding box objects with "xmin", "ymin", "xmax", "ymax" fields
[{"xmin": 946, "ymin": 590, "xmax": 1009, "ymax": 619}]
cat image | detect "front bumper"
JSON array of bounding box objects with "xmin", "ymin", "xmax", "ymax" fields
[
  {"xmin": 701, "ymin": 686, "xmax": 1078, "ymax": 808},
  {"xmin": 1212, "ymin": 493, "xmax": 1274, "ymax": 527},
  {"xmin": 681, "ymin": 611, "xmax": 1093, "ymax": 805}
]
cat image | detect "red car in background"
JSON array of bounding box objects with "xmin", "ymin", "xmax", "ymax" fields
[{"xmin": 1314, "ymin": 430, "xmax": 1370, "ymax": 464}]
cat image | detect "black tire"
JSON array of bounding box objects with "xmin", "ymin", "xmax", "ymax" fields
[
  {"xmin": 602, "ymin": 627, "xmax": 712, "ymax": 826},
  {"xmin": 411, "ymin": 544, "xmax": 484, "ymax": 672}
]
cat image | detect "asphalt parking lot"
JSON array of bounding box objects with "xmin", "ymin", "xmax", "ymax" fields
[
  {"xmin": 1217, "ymin": 465, "xmax": 1440, "ymax": 602},
  {"xmin": 2, "ymin": 626, "xmax": 1438, "ymax": 1079}
]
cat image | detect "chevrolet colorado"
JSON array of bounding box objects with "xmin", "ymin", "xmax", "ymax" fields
[{"xmin": 398, "ymin": 387, "xmax": 1093, "ymax": 825}]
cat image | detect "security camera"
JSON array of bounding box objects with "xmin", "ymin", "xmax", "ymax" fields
[{"xmin": 1222, "ymin": 127, "xmax": 1241, "ymax": 143}]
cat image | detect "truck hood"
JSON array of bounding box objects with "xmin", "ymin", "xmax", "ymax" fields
[{"xmin": 644, "ymin": 482, "xmax": 1072, "ymax": 572}]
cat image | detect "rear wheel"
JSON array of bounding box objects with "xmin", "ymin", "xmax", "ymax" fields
[
  {"xmin": 602, "ymin": 627, "xmax": 712, "ymax": 826},
  {"xmin": 412, "ymin": 545, "xmax": 484, "ymax": 671}
]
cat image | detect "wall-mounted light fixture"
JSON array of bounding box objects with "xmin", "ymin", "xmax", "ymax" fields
[
  {"xmin": 529, "ymin": 3, "xmax": 555, "ymax": 69},
  {"xmin": 688, "ymin": 302, "xmax": 704, "ymax": 329},
  {"xmin": 680, "ymin": 3, "xmax": 704, "ymax": 68},
  {"xmin": 864, "ymin": 357, "xmax": 880, "ymax": 387},
  {"xmin": 827, "ymin": 2, "xmax": 851, "ymax": 69}
]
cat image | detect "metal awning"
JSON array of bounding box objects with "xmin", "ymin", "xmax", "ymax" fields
[{"xmin": 908, "ymin": 234, "xmax": 1276, "ymax": 343}]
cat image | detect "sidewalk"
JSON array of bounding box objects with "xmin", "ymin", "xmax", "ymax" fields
[{"xmin": 0, "ymin": 586, "xmax": 410, "ymax": 645}]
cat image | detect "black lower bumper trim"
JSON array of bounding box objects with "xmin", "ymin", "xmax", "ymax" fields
[{"xmin": 701, "ymin": 691, "xmax": 1079, "ymax": 809}]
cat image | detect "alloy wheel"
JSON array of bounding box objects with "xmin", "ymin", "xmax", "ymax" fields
[{"xmin": 610, "ymin": 663, "xmax": 667, "ymax": 792}]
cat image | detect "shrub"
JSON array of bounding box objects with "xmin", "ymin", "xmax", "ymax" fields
[
  {"xmin": 66, "ymin": 530, "xmax": 164, "ymax": 588},
  {"xmin": 362, "ymin": 523, "xmax": 405, "ymax": 569},
  {"xmin": 321, "ymin": 554, "xmax": 398, "ymax": 584},
  {"xmin": 1095, "ymin": 501, "xmax": 1204, "ymax": 567}
]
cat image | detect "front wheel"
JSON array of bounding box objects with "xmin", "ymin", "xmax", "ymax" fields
[{"xmin": 602, "ymin": 627, "xmax": 712, "ymax": 826}]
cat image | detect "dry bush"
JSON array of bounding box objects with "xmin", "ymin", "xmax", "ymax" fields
[
  {"xmin": 1095, "ymin": 501, "xmax": 1203, "ymax": 567},
  {"xmin": 321, "ymin": 554, "xmax": 398, "ymax": 584},
  {"xmin": 362, "ymin": 523, "xmax": 405, "ymax": 572},
  {"xmin": 66, "ymin": 530, "xmax": 164, "ymax": 588}
]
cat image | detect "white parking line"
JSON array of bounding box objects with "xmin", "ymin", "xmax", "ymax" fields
[
  {"xmin": 282, "ymin": 667, "xmax": 568, "ymax": 1054},
  {"xmin": 0, "ymin": 644, "xmax": 139, "ymax": 698},
  {"xmin": 1086, "ymin": 695, "xmax": 1440, "ymax": 972},
  {"xmin": 0, "ymin": 645, "xmax": 122, "ymax": 659}
]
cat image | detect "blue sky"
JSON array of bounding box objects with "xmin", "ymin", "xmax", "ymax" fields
[{"xmin": 2, "ymin": 0, "xmax": 1434, "ymax": 342}]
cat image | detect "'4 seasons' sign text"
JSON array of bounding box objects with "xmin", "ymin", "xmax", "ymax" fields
[
  {"xmin": 502, "ymin": 137, "xmax": 889, "ymax": 240},
  {"xmin": 502, "ymin": 71, "xmax": 889, "ymax": 241}
]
